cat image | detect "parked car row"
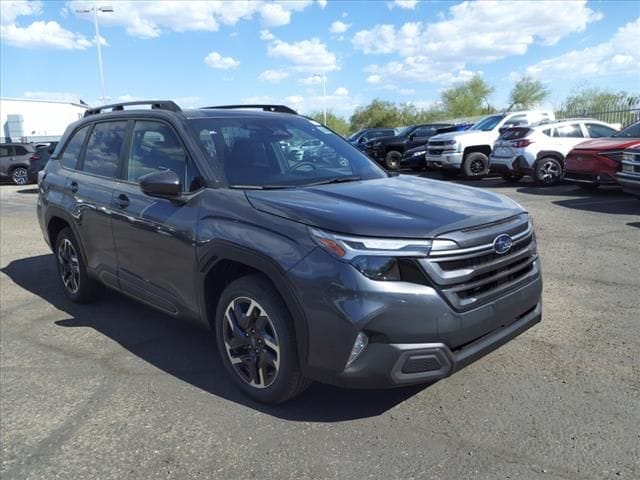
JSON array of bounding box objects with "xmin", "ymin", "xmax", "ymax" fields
[{"xmin": 0, "ymin": 141, "xmax": 58, "ymax": 185}]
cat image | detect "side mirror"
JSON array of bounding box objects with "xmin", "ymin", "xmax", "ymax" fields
[
  {"xmin": 358, "ymin": 137, "xmax": 366, "ymax": 143},
  {"xmin": 139, "ymin": 169, "xmax": 181, "ymax": 198}
]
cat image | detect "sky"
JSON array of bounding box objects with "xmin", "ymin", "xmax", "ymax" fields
[{"xmin": 1, "ymin": 0, "xmax": 639, "ymax": 117}]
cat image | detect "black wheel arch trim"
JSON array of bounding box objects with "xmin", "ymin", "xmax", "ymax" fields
[
  {"xmin": 535, "ymin": 150, "xmax": 565, "ymax": 162},
  {"xmin": 44, "ymin": 206, "xmax": 88, "ymax": 262},
  {"xmin": 197, "ymin": 240, "xmax": 310, "ymax": 371}
]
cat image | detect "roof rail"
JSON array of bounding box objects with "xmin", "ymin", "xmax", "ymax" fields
[
  {"xmin": 203, "ymin": 104, "xmax": 298, "ymax": 115},
  {"xmin": 84, "ymin": 100, "xmax": 181, "ymax": 117}
]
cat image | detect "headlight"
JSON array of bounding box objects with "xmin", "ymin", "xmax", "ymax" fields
[
  {"xmin": 308, "ymin": 228, "xmax": 432, "ymax": 281},
  {"xmin": 412, "ymin": 150, "xmax": 425, "ymax": 157}
]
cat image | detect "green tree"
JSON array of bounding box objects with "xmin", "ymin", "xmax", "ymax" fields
[
  {"xmin": 309, "ymin": 110, "xmax": 350, "ymax": 136},
  {"xmin": 349, "ymin": 99, "xmax": 403, "ymax": 130},
  {"xmin": 559, "ymin": 87, "xmax": 634, "ymax": 114},
  {"xmin": 440, "ymin": 75, "xmax": 495, "ymax": 118},
  {"xmin": 507, "ymin": 76, "xmax": 550, "ymax": 111}
]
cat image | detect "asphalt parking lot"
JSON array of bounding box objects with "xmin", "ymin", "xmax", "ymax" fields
[{"xmin": 1, "ymin": 176, "xmax": 639, "ymax": 480}]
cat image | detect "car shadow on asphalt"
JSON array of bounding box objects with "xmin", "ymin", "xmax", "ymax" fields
[
  {"xmin": 2, "ymin": 254, "xmax": 426, "ymax": 422},
  {"xmin": 16, "ymin": 187, "xmax": 39, "ymax": 194}
]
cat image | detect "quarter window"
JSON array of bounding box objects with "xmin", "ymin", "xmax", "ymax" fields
[
  {"xmin": 127, "ymin": 121, "xmax": 191, "ymax": 187},
  {"xmin": 83, "ymin": 122, "xmax": 127, "ymax": 178},
  {"xmin": 14, "ymin": 146, "xmax": 28, "ymax": 156},
  {"xmin": 585, "ymin": 123, "xmax": 617, "ymax": 138},
  {"xmin": 555, "ymin": 124, "xmax": 584, "ymax": 138},
  {"xmin": 0, "ymin": 146, "xmax": 10, "ymax": 157},
  {"xmin": 60, "ymin": 126, "xmax": 90, "ymax": 170}
]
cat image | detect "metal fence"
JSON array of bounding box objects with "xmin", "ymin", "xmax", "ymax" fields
[{"xmin": 556, "ymin": 95, "xmax": 640, "ymax": 128}]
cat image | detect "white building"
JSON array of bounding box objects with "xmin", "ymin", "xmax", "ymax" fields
[{"xmin": 0, "ymin": 97, "xmax": 89, "ymax": 143}]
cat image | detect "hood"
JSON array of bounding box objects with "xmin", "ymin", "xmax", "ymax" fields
[
  {"xmin": 571, "ymin": 138, "xmax": 640, "ymax": 151},
  {"xmin": 246, "ymin": 176, "xmax": 524, "ymax": 238},
  {"xmin": 429, "ymin": 129, "xmax": 495, "ymax": 144}
]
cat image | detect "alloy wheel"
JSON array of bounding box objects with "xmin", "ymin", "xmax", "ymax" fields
[
  {"xmin": 538, "ymin": 160, "xmax": 560, "ymax": 183},
  {"xmin": 57, "ymin": 238, "xmax": 80, "ymax": 294},
  {"xmin": 469, "ymin": 159, "xmax": 485, "ymax": 175},
  {"xmin": 223, "ymin": 297, "xmax": 280, "ymax": 389},
  {"xmin": 12, "ymin": 168, "xmax": 28, "ymax": 185}
]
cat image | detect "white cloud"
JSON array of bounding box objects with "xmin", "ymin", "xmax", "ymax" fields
[
  {"xmin": 258, "ymin": 69, "xmax": 290, "ymax": 82},
  {"xmin": 1, "ymin": 21, "xmax": 91, "ymax": 49},
  {"xmin": 260, "ymin": 29, "xmax": 275, "ymax": 40},
  {"xmin": 353, "ymin": 0, "xmax": 602, "ymax": 85},
  {"xmin": 389, "ymin": 0, "xmax": 418, "ymax": 10},
  {"xmin": 330, "ymin": 20, "xmax": 350, "ymax": 34},
  {"xmin": 300, "ymin": 75, "xmax": 323, "ymax": 85},
  {"xmin": 204, "ymin": 51, "xmax": 240, "ymax": 69},
  {"xmin": 23, "ymin": 90, "xmax": 83, "ymax": 102},
  {"xmin": 68, "ymin": 0, "xmax": 312, "ymax": 39},
  {"xmin": 354, "ymin": 1, "xmax": 602, "ymax": 60},
  {"xmin": 266, "ymin": 35, "xmax": 338, "ymax": 72},
  {"xmin": 317, "ymin": 0, "xmax": 328, "ymax": 9},
  {"xmin": 0, "ymin": 0, "xmax": 42, "ymax": 24},
  {"xmin": 519, "ymin": 18, "xmax": 640, "ymax": 80},
  {"xmin": 334, "ymin": 87, "xmax": 349, "ymax": 96}
]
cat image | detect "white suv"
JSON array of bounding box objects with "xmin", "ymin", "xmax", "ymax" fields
[
  {"xmin": 489, "ymin": 119, "xmax": 618, "ymax": 185},
  {"xmin": 425, "ymin": 110, "xmax": 554, "ymax": 178}
]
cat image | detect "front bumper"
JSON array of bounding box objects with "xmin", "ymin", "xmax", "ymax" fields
[
  {"xmin": 400, "ymin": 152, "xmax": 426, "ymax": 168},
  {"xmin": 616, "ymin": 172, "xmax": 640, "ymax": 196},
  {"xmin": 288, "ymin": 248, "xmax": 543, "ymax": 389},
  {"xmin": 490, "ymin": 155, "xmax": 534, "ymax": 174},
  {"xmin": 425, "ymin": 152, "xmax": 463, "ymax": 169},
  {"xmin": 564, "ymin": 171, "xmax": 618, "ymax": 186}
]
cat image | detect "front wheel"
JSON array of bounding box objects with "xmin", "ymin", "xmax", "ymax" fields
[
  {"xmin": 462, "ymin": 152, "xmax": 489, "ymax": 178},
  {"xmin": 534, "ymin": 157, "xmax": 563, "ymax": 185},
  {"xmin": 215, "ymin": 274, "xmax": 311, "ymax": 404},
  {"xmin": 11, "ymin": 167, "xmax": 29, "ymax": 185},
  {"xmin": 384, "ymin": 151, "xmax": 401, "ymax": 170}
]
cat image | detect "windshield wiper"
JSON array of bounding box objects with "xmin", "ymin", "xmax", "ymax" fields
[
  {"xmin": 303, "ymin": 176, "xmax": 363, "ymax": 186},
  {"xmin": 229, "ymin": 184, "xmax": 295, "ymax": 190}
]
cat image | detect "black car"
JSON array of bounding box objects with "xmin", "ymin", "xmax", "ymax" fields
[
  {"xmin": 347, "ymin": 128, "xmax": 396, "ymax": 151},
  {"xmin": 38, "ymin": 100, "xmax": 542, "ymax": 404},
  {"xmin": 27, "ymin": 142, "xmax": 58, "ymax": 183},
  {"xmin": 365, "ymin": 123, "xmax": 453, "ymax": 170}
]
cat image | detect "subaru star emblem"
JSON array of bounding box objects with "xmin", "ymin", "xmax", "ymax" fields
[{"xmin": 493, "ymin": 234, "xmax": 513, "ymax": 254}]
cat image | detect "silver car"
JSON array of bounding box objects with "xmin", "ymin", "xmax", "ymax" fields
[{"xmin": 0, "ymin": 143, "xmax": 37, "ymax": 185}]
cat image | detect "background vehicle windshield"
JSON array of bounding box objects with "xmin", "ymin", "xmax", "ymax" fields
[
  {"xmin": 612, "ymin": 121, "xmax": 640, "ymax": 138},
  {"xmin": 347, "ymin": 130, "xmax": 365, "ymax": 141},
  {"xmin": 189, "ymin": 116, "xmax": 387, "ymax": 187},
  {"xmin": 470, "ymin": 114, "xmax": 505, "ymax": 131}
]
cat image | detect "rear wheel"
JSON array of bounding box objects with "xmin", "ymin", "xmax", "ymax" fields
[
  {"xmin": 534, "ymin": 157, "xmax": 563, "ymax": 185},
  {"xmin": 10, "ymin": 167, "xmax": 28, "ymax": 185},
  {"xmin": 500, "ymin": 173, "xmax": 524, "ymax": 183},
  {"xmin": 384, "ymin": 151, "xmax": 401, "ymax": 170},
  {"xmin": 55, "ymin": 228, "xmax": 100, "ymax": 303},
  {"xmin": 215, "ymin": 274, "xmax": 311, "ymax": 404},
  {"xmin": 462, "ymin": 152, "xmax": 489, "ymax": 178}
]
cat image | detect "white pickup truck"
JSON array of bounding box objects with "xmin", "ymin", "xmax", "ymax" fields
[{"xmin": 425, "ymin": 110, "xmax": 555, "ymax": 178}]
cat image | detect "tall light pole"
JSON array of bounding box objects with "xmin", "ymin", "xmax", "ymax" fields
[
  {"xmin": 314, "ymin": 73, "xmax": 327, "ymax": 124},
  {"xmin": 76, "ymin": 5, "xmax": 113, "ymax": 103}
]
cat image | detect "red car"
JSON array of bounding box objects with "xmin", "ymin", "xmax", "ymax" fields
[{"xmin": 564, "ymin": 121, "xmax": 640, "ymax": 189}]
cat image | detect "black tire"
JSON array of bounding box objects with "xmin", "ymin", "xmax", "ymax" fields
[
  {"xmin": 384, "ymin": 151, "xmax": 401, "ymax": 170},
  {"xmin": 10, "ymin": 167, "xmax": 29, "ymax": 185},
  {"xmin": 55, "ymin": 228, "xmax": 100, "ymax": 303},
  {"xmin": 462, "ymin": 152, "xmax": 489, "ymax": 178},
  {"xmin": 501, "ymin": 173, "xmax": 524, "ymax": 183},
  {"xmin": 534, "ymin": 157, "xmax": 563, "ymax": 185},
  {"xmin": 215, "ymin": 274, "xmax": 311, "ymax": 404}
]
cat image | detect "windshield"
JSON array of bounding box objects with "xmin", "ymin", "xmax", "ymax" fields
[
  {"xmin": 470, "ymin": 114, "xmax": 505, "ymax": 131},
  {"xmin": 612, "ymin": 121, "xmax": 640, "ymax": 138},
  {"xmin": 396, "ymin": 126, "xmax": 413, "ymax": 137},
  {"xmin": 189, "ymin": 116, "xmax": 387, "ymax": 187},
  {"xmin": 347, "ymin": 129, "xmax": 365, "ymax": 141}
]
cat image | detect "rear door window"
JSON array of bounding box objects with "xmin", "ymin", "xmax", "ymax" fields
[
  {"xmin": 82, "ymin": 122, "xmax": 127, "ymax": 178},
  {"xmin": 60, "ymin": 126, "xmax": 90, "ymax": 170},
  {"xmin": 14, "ymin": 146, "xmax": 29, "ymax": 156},
  {"xmin": 555, "ymin": 124, "xmax": 584, "ymax": 138}
]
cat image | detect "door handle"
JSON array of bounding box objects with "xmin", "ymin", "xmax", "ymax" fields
[
  {"xmin": 114, "ymin": 193, "xmax": 130, "ymax": 208},
  {"xmin": 69, "ymin": 181, "xmax": 79, "ymax": 193}
]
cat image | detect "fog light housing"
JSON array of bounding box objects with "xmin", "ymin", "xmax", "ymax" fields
[{"xmin": 346, "ymin": 332, "xmax": 368, "ymax": 368}]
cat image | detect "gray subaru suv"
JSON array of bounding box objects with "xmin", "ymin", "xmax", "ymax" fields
[{"xmin": 37, "ymin": 101, "xmax": 542, "ymax": 404}]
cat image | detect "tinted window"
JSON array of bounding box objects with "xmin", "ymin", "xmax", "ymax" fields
[
  {"xmin": 613, "ymin": 122, "xmax": 640, "ymax": 138},
  {"xmin": 83, "ymin": 122, "xmax": 127, "ymax": 178},
  {"xmin": 413, "ymin": 127, "xmax": 435, "ymax": 137},
  {"xmin": 555, "ymin": 124, "xmax": 584, "ymax": 138},
  {"xmin": 128, "ymin": 121, "xmax": 187, "ymax": 183},
  {"xmin": 507, "ymin": 114, "xmax": 527, "ymax": 126},
  {"xmin": 60, "ymin": 126, "xmax": 90, "ymax": 169},
  {"xmin": 190, "ymin": 116, "xmax": 386, "ymax": 187},
  {"xmin": 0, "ymin": 146, "xmax": 10, "ymax": 157},
  {"xmin": 585, "ymin": 123, "xmax": 617, "ymax": 138},
  {"xmin": 471, "ymin": 114, "xmax": 505, "ymax": 131},
  {"xmin": 14, "ymin": 146, "xmax": 28, "ymax": 156}
]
